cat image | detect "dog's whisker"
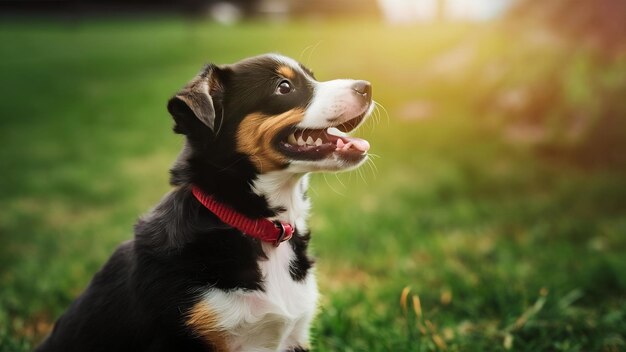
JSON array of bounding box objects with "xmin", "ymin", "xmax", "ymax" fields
[
  {"xmin": 357, "ymin": 167, "xmax": 368, "ymax": 185},
  {"xmin": 308, "ymin": 182, "xmax": 319, "ymax": 196},
  {"xmin": 366, "ymin": 158, "xmax": 379, "ymax": 178},
  {"xmin": 299, "ymin": 44, "xmax": 314, "ymax": 63},
  {"xmin": 333, "ymin": 172, "xmax": 346, "ymax": 189},
  {"xmin": 322, "ymin": 173, "xmax": 345, "ymax": 196},
  {"xmin": 375, "ymin": 106, "xmax": 383, "ymax": 125},
  {"xmin": 214, "ymin": 108, "xmax": 226, "ymax": 136},
  {"xmin": 217, "ymin": 155, "xmax": 249, "ymax": 172},
  {"xmin": 370, "ymin": 105, "xmax": 381, "ymax": 127},
  {"xmin": 374, "ymin": 100, "xmax": 391, "ymax": 126},
  {"xmin": 306, "ymin": 41, "xmax": 322, "ymax": 67}
]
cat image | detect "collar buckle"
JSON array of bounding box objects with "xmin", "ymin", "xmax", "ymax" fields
[{"xmin": 273, "ymin": 220, "xmax": 293, "ymax": 247}]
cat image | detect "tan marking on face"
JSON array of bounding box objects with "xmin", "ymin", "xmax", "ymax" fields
[
  {"xmin": 277, "ymin": 66, "xmax": 296, "ymax": 80},
  {"xmin": 186, "ymin": 302, "xmax": 228, "ymax": 351},
  {"xmin": 237, "ymin": 109, "xmax": 305, "ymax": 173}
]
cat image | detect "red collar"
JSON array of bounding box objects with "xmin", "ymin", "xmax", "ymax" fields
[{"xmin": 191, "ymin": 185, "xmax": 294, "ymax": 246}]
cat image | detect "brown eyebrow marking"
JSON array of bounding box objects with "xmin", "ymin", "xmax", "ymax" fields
[{"xmin": 277, "ymin": 66, "xmax": 296, "ymax": 80}]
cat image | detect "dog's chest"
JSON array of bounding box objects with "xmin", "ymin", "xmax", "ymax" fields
[{"xmin": 201, "ymin": 242, "xmax": 318, "ymax": 351}]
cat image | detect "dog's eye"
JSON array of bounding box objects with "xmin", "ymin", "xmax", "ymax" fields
[{"xmin": 276, "ymin": 81, "xmax": 293, "ymax": 95}]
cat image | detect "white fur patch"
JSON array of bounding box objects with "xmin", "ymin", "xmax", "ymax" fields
[
  {"xmin": 202, "ymin": 244, "xmax": 318, "ymax": 351},
  {"xmin": 252, "ymin": 172, "xmax": 311, "ymax": 231},
  {"xmin": 197, "ymin": 171, "xmax": 317, "ymax": 351},
  {"xmin": 301, "ymin": 79, "xmax": 370, "ymax": 129}
]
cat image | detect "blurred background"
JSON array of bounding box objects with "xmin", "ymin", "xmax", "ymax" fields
[{"xmin": 1, "ymin": 0, "xmax": 625, "ymax": 351}]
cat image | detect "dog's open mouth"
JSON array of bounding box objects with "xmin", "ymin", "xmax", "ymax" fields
[{"xmin": 275, "ymin": 114, "xmax": 370, "ymax": 161}]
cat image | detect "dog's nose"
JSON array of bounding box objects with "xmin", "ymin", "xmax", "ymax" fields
[{"xmin": 351, "ymin": 80, "xmax": 372, "ymax": 100}]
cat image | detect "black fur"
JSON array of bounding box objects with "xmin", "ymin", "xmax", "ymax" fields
[
  {"xmin": 289, "ymin": 231, "xmax": 314, "ymax": 282},
  {"xmin": 37, "ymin": 55, "xmax": 316, "ymax": 352},
  {"xmin": 288, "ymin": 347, "xmax": 309, "ymax": 352}
]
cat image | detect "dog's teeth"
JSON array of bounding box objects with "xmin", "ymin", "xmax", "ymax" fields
[
  {"xmin": 288, "ymin": 133, "xmax": 297, "ymax": 145},
  {"xmin": 315, "ymin": 138, "xmax": 323, "ymax": 146},
  {"xmin": 306, "ymin": 136, "xmax": 314, "ymax": 145},
  {"xmin": 336, "ymin": 139, "xmax": 345, "ymax": 149},
  {"xmin": 297, "ymin": 136, "xmax": 306, "ymax": 146}
]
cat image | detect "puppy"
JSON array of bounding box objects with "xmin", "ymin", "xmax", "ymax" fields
[{"xmin": 37, "ymin": 54, "xmax": 373, "ymax": 352}]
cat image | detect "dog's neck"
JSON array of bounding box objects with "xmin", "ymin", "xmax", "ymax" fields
[
  {"xmin": 252, "ymin": 172, "xmax": 311, "ymax": 233},
  {"xmin": 170, "ymin": 143, "xmax": 311, "ymax": 231}
]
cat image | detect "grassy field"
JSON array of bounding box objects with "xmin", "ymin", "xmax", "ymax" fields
[{"xmin": 1, "ymin": 18, "xmax": 625, "ymax": 351}]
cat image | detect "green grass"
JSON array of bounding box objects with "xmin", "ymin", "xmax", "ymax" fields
[{"xmin": 1, "ymin": 18, "xmax": 625, "ymax": 351}]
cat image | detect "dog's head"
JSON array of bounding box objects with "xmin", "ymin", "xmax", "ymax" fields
[{"xmin": 168, "ymin": 54, "xmax": 373, "ymax": 178}]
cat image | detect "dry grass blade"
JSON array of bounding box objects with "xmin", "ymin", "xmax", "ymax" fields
[
  {"xmin": 400, "ymin": 286, "xmax": 411, "ymax": 314},
  {"xmin": 440, "ymin": 290, "xmax": 452, "ymax": 305},
  {"xmin": 506, "ymin": 292, "xmax": 548, "ymax": 332},
  {"xmin": 503, "ymin": 333, "xmax": 514, "ymax": 350},
  {"xmin": 412, "ymin": 295, "xmax": 422, "ymax": 319},
  {"xmin": 432, "ymin": 334, "xmax": 447, "ymax": 351}
]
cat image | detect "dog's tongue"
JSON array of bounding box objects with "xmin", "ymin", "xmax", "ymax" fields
[{"xmin": 336, "ymin": 136, "xmax": 370, "ymax": 152}]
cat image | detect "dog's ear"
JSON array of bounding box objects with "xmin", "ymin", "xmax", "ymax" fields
[{"xmin": 167, "ymin": 64, "xmax": 224, "ymax": 135}]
